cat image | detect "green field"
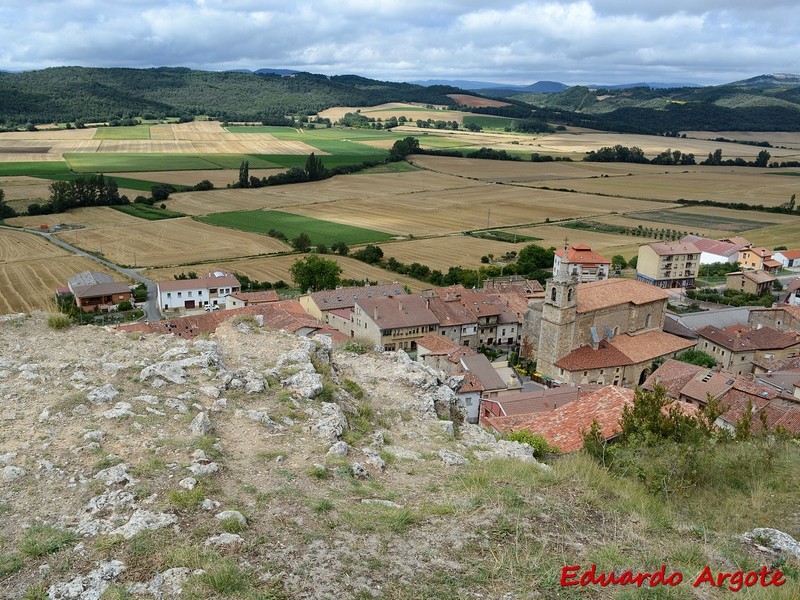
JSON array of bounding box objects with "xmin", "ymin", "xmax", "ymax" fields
[
  {"xmin": 196, "ymin": 210, "xmax": 394, "ymax": 246},
  {"xmin": 415, "ymin": 134, "xmax": 475, "ymax": 149},
  {"xmin": 93, "ymin": 125, "xmax": 152, "ymax": 140},
  {"xmin": 0, "ymin": 161, "xmax": 176, "ymax": 191},
  {"xmin": 253, "ymin": 153, "xmax": 388, "ymax": 169},
  {"xmin": 626, "ymin": 210, "xmax": 767, "ymax": 232},
  {"xmin": 64, "ymin": 153, "xmax": 281, "ymax": 172},
  {"xmin": 462, "ymin": 116, "xmax": 516, "ymax": 129},
  {"xmin": 111, "ymin": 204, "xmax": 186, "ymax": 220}
]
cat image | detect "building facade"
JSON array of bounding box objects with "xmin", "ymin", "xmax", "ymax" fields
[
  {"xmin": 636, "ymin": 241, "xmax": 700, "ymax": 289},
  {"xmin": 157, "ymin": 272, "xmax": 240, "ymax": 311}
]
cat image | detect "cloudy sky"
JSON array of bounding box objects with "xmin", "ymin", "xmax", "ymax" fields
[{"xmin": 1, "ymin": 0, "xmax": 798, "ymax": 86}]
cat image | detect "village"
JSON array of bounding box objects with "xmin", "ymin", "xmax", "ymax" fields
[{"xmin": 52, "ymin": 231, "xmax": 800, "ymax": 455}]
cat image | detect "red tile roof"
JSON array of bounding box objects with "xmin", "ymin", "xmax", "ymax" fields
[
  {"xmin": 555, "ymin": 244, "xmax": 611, "ymax": 266},
  {"xmin": 485, "ymin": 386, "xmax": 636, "ymax": 452},
  {"xmin": 680, "ymin": 235, "xmax": 745, "ymax": 258},
  {"xmin": 454, "ymin": 372, "xmax": 484, "ymax": 393},
  {"xmin": 556, "ymin": 341, "xmax": 634, "ymax": 370},
  {"xmin": 416, "ymin": 333, "xmax": 463, "ymax": 355},
  {"xmin": 777, "ymin": 249, "xmax": 800, "ymax": 260},
  {"xmin": 117, "ymin": 300, "xmax": 319, "ymax": 339},
  {"xmin": 229, "ymin": 290, "xmax": 279, "ymax": 303},
  {"xmin": 556, "ymin": 331, "xmax": 694, "ymax": 372},
  {"xmin": 697, "ymin": 324, "xmax": 799, "ymax": 352},
  {"xmin": 643, "ymin": 359, "xmax": 704, "ymax": 398},
  {"xmin": 309, "ymin": 283, "xmax": 407, "ymax": 311},
  {"xmin": 356, "ymin": 295, "xmax": 439, "ymax": 329},
  {"xmin": 576, "ymin": 279, "xmax": 670, "ymax": 313}
]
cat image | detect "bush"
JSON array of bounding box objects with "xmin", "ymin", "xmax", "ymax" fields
[
  {"xmin": 503, "ymin": 430, "xmax": 558, "ymax": 458},
  {"xmin": 117, "ymin": 300, "xmax": 133, "ymax": 311},
  {"xmin": 47, "ymin": 313, "xmax": 73, "ymax": 330}
]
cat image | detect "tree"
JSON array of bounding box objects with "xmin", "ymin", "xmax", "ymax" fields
[
  {"xmin": 305, "ymin": 152, "xmax": 326, "ymax": 181},
  {"xmin": 0, "ymin": 188, "xmax": 16, "ymax": 219},
  {"xmin": 388, "ymin": 137, "xmax": 420, "ymax": 161},
  {"xmin": 675, "ymin": 349, "xmax": 718, "ymax": 368},
  {"xmin": 238, "ymin": 161, "xmax": 250, "ymax": 188},
  {"xmin": 754, "ymin": 149, "xmax": 771, "ymax": 168},
  {"xmin": 515, "ymin": 244, "xmax": 555, "ymax": 276},
  {"xmin": 289, "ymin": 254, "xmax": 342, "ymax": 293},
  {"xmin": 611, "ymin": 255, "xmax": 627, "ymax": 271},
  {"xmin": 351, "ymin": 245, "xmax": 384, "ymax": 264},
  {"xmin": 291, "ymin": 232, "xmax": 312, "ymax": 252},
  {"xmin": 628, "ymin": 256, "xmax": 638, "ymax": 269},
  {"xmin": 331, "ymin": 241, "xmax": 349, "ymax": 255}
]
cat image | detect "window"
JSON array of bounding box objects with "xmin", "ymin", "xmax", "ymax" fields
[
  {"xmin": 177, "ymin": 292, "xmax": 182, "ymax": 297},
  {"xmin": 551, "ymin": 288, "xmax": 557, "ymax": 301},
  {"xmin": 188, "ymin": 291, "xmax": 192, "ymax": 297},
  {"xmin": 583, "ymin": 371, "xmax": 588, "ymax": 376},
  {"xmin": 167, "ymin": 292, "xmax": 171, "ymax": 298},
  {"xmin": 645, "ymin": 313, "xmax": 651, "ymax": 328},
  {"xmin": 567, "ymin": 289, "xmax": 573, "ymax": 302}
]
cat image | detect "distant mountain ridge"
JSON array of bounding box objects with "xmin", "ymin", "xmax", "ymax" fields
[{"xmin": 1, "ymin": 66, "xmax": 799, "ymax": 133}]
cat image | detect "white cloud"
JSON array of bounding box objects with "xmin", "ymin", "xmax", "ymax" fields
[{"xmin": 0, "ymin": 1, "xmax": 798, "ymax": 84}]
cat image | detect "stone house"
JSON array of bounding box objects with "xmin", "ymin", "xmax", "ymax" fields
[
  {"xmin": 726, "ymin": 270, "xmax": 776, "ymax": 296},
  {"xmin": 157, "ymin": 271, "xmax": 240, "ymax": 311},
  {"xmin": 352, "ymin": 295, "xmax": 438, "ymax": 351},
  {"xmin": 553, "ymin": 243, "xmax": 611, "ymax": 282},
  {"xmin": 65, "ymin": 271, "xmax": 132, "ymax": 313},
  {"xmin": 696, "ymin": 324, "xmax": 800, "ymax": 375}
]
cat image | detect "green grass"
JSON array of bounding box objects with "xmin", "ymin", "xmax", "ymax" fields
[
  {"xmin": 93, "ymin": 125, "xmax": 151, "ymax": 140},
  {"xmin": 353, "ymin": 161, "xmax": 420, "ymax": 174},
  {"xmin": 196, "ymin": 210, "xmax": 394, "ymax": 246},
  {"xmin": 63, "ymin": 153, "xmax": 281, "ymax": 173},
  {"xmin": 19, "ymin": 525, "xmax": 78, "ymax": 557},
  {"xmin": 111, "ymin": 204, "xmax": 186, "ymax": 220},
  {"xmin": 462, "ymin": 115, "xmax": 517, "ymax": 129},
  {"xmin": 471, "ymin": 230, "xmax": 543, "ymax": 243}
]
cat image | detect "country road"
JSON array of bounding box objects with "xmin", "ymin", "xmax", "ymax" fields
[{"xmin": 1, "ymin": 225, "xmax": 162, "ymax": 322}]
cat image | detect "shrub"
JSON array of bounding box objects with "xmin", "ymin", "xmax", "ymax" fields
[
  {"xmin": 47, "ymin": 313, "xmax": 72, "ymax": 330},
  {"xmin": 341, "ymin": 339, "xmax": 371, "ymax": 354},
  {"xmin": 503, "ymin": 430, "xmax": 558, "ymax": 458},
  {"xmin": 117, "ymin": 300, "xmax": 133, "ymax": 311},
  {"xmin": 0, "ymin": 553, "xmax": 22, "ymax": 577}
]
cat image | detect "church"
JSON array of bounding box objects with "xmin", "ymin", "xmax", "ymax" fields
[{"xmin": 531, "ymin": 253, "xmax": 695, "ymax": 387}]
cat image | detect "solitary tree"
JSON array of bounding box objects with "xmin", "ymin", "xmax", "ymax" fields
[
  {"xmin": 289, "ymin": 254, "xmax": 342, "ymax": 293},
  {"xmin": 291, "ymin": 232, "xmax": 312, "ymax": 252},
  {"xmin": 238, "ymin": 161, "xmax": 250, "ymax": 188},
  {"xmin": 305, "ymin": 152, "xmax": 326, "ymax": 181}
]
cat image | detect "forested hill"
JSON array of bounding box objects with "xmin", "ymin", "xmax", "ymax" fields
[
  {"xmin": 507, "ymin": 73, "xmax": 800, "ymax": 132},
  {"xmin": 0, "ymin": 67, "xmax": 465, "ymax": 125}
]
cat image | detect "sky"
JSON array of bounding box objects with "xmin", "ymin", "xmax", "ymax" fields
[{"xmin": 1, "ymin": 0, "xmax": 798, "ymax": 86}]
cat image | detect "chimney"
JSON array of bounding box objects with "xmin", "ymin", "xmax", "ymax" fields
[
  {"xmin": 425, "ymin": 298, "xmax": 430, "ymax": 309},
  {"xmin": 577, "ymin": 386, "xmax": 581, "ymax": 402},
  {"xmin": 373, "ymin": 306, "xmax": 378, "ymax": 321},
  {"xmin": 398, "ymin": 300, "xmax": 403, "ymax": 312}
]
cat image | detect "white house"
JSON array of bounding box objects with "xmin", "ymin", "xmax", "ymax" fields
[
  {"xmin": 553, "ymin": 243, "xmax": 611, "ymax": 282},
  {"xmin": 157, "ymin": 272, "xmax": 240, "ymax": 311},
  {"xmin": 774, "ymin": 250, "xmax": 800, "ymax": 268},
  {"xmin": 680, "ymin": 235, "xmax": 745, "ymax": 264}
]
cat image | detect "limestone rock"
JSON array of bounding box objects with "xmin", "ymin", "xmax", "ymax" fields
[
  {"xmin": 87, "ymin": 384, "xmax": 119, "ymax": 405},
  {"xmin": 743, "ymin": 528, "xmax": 800, "ymax": 557},
  {"xmin": 190, "ymin": 412, "xmax": 212, "ymax": 436},
  {"xmin": 93, "ymin": 463, "xmax": 136, "ymax": 487},
  {"xmin": 2, "ymin": 465, "xmax": 26, "ymax": 482},
  {"xmin": 206, "ymin": 532, "xmax": 244, "ymax": 545},
  {"xmin": 311, "ymin": 402, "xmax": 347, "ymax": 442},
  {"xmin": 327, "ymin": 441, "xmax": 349, "ymax": 457},
  {"xmin": 215, "ymin": 510, "xmax": 246, "ymax": 526},
  {"xmin": 101, "ymin": 402, "xmax": 134, "ymax": 419},
  {"xmin": 110, "ymin": 509, "xmax": 177, "ymax": 539},
  {"xmin": 438, "ymin": 449, "xmax": 468, "ymax": 466},
  {"xmin": 47, "ymin": 560, "xmax": 125, "ymax": 600}
]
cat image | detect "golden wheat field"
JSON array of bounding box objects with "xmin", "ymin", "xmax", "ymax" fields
[
  {"xmin": 0, "ymin": 257, "xmax": 126, "ymax": 314},
  {"xmin": 534, "ymin": 132, "xmax": 800, "ymax": 160},
  {"xmin": 164, "ymin": 170, "xmax": 480, "ymax": 216},
  {"xmin": 281, "ymin": 184, "xmax": 674, "ymax": 237},
  {"xmin": 376, "ymin": 236, "xmax": 529, "ymax": 270},
  {"xmin": 53, "ymin": 217, "xmax": 291, "ymax": 267},
  {"xmin": 106, "ymin": 169, "xmax": 282, "ymax": 188},
  {"xmin": 537, "ymin": 169, "xmax": 800, "ymax": 206},
  {"xmin": 5, "ymin": 206, "xmax": 143, "ymax": 230},
  {"xmin": 682, "ymin": 131, "xmax": 800, "ymax": 150},
  {"xmin": 144, "ymin": 254, "xmax": 426, "ymax": 292},
  {"xmin": 0, "ymin": 176, "xmax": 53, "ymax": 202}
]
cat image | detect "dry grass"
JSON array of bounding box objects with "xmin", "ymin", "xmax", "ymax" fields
[
  {"xmin": 106, "ymin": 169, "xmax": 282, "ymax": 188},
  {"xmin": 144, "ymin": 254, "xmax": 426, "ymax": 291},
  {"xmin": 53, "ymin": 217, "xmax": 291, "ymax": 267},
  {"xmin": 0, "ymin": 256, "xmax": 124, "ymax": 314},
  {"xmin": 378, "ymin": 236, "xmax": 529, "ymax": 270},
  {"xmin": 282, "ymin": 184, "xmax": 671, "ymax": 237},
  {"xmin": 164, "ymin": 170, "xmax": 475, "ymax": 216},
  {"xmin": 0, "ymin": 176, "xmax": 53, "ymax": 201},
  {"xmin": 5, "ymin": 206, "xmax": 142, "ymax": 229},
  {"xmin": 508, "ymin": 224, "xmax": 655, "ymax": 253},
  {"xmin": 0, "ymin": 229, "xmax": 70, "ymax": 262},
  {"xmin": 541, "ymin": 169, "xmax": 800, "ymax": 206}
]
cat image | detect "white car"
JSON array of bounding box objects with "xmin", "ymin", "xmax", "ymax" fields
[{"xmin": 204, "ymin": 305, "xmax": 220, "ymax": 311}]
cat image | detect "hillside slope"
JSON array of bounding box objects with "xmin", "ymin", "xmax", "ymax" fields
[{"xmin": 0, "ymin": 314, "xmax": 797, "ymax": 599}]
